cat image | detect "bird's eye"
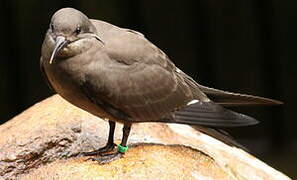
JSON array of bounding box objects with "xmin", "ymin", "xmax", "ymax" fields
[{"xmin": 75, "ymin": 27, "xmax": 81, "ymax": 35}]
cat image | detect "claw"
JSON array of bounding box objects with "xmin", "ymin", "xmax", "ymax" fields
[
  {"xmin": 88, "ymin": 152, "xmax": 123, "ymax": 164},
  {"xmin": 81, "ymin": 143, "xmax": 117, "ymax": 156}
]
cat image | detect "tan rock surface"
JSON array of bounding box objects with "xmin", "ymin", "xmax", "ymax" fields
[
  {"xmin": 21, "ymin": 144, "xmax": 230, "ymax": 180},
  {"xmin": 0, "ymin": 95, "xmax": 291, "ymax": 180}
]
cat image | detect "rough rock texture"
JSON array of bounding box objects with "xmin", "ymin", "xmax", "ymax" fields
[
  {"xmin": 21, "ymin": 144, "xmax": 230, "ymax": 180},
  {"xmin": 0, "ymin": 95, "xmax": 291, "ymax": 180}
]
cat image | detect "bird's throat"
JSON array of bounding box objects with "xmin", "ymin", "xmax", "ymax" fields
[{"xmin": 46, "ymin": 33, "xmax": 99, "ymax": 64}]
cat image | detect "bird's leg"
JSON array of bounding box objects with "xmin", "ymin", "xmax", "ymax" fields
[
  {"xmin": 82, "ymin": 121, "xmax": 116, "ymax": 156},
  {"xmin": 89, "ymin": 122, "xmax": 132, "ymax": 164}
]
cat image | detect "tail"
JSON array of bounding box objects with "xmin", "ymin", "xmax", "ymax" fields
[
  {"xmin": 192, "ymin": 126, "xmax": 249, "ymax": 151},
  {"xmin": 173, "ymin": 101, "xmax": 258, "ymax": 127},
  {"xmin": 198, "ymin": 85, "xmax": 283, "ymax": 106}
]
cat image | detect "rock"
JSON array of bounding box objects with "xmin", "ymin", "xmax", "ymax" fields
[
  {"xmin": 0, "ymin": 95, "xmax": 291, "ymax": 180},
  {"xmin": 21, "ymin": 144, "xmax": 230, "ymax": 180}
]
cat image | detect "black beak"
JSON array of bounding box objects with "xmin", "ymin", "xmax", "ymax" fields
[{"xmin": 49, "ymin": 36, "xmax": 68, "ymax": 64}]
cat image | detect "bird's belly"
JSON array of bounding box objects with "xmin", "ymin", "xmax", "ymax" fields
[{"xmin": 44, "ymin": 64, "xmax": 120, "ymax": 123}]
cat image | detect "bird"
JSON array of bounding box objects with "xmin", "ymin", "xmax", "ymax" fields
[{"xmin": 40, "ymin": 8, "xmax": 282, "ymax": 164}]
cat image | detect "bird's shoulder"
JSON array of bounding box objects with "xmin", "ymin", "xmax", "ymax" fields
[{"xmin": 91, "ymin": 19, "xmax": 173, "ymax": 70}]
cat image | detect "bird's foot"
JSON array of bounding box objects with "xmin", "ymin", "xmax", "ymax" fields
[
  {"xmin": 81, "ymin": 143, "xmax": 116, "ymax": 156},
  {"xmin": 88, "ymin": 152, "xmax": 123, "ymax": 164}
]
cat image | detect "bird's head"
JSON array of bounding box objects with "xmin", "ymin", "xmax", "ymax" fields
[{"xmin": 46, "ymin": 8, "xmax": 104, "ymax": 64}]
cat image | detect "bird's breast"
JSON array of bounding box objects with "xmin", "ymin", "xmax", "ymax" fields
[
  {"xmin": 42, "ymin": 51, "xmax": 117, "ymax": 122},
  {"xmin": 44, "ymin": 56, "xmax": 88, "ymax": 105}
]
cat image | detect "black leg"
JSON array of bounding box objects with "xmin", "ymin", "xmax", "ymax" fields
[
  {"xmin": 120, "ymin": 122, "xmax": 131, "ymax": 147},
  {"xmin": 82, "ymin": 121, "xmax": 116, "ymax": 156},
  {"xmin": 88, "ymin": 122, "xmax": 132, "ymax": 164}
]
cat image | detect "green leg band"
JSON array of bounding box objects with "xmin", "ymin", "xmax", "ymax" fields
[{"xmin": 117, "ymin": 144, "xmax": 129, "ymax": 153}]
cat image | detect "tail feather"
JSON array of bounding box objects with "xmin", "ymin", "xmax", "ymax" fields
[
  {"xmin": 198, "ymin": 85, "xmax": 283, "ymax": 106},
  {"xmin": 192, "ymin": 126, "xmax": 249, "ymax": 151},
  {"xmin": 173, "ymin": 101, "xmax": 259, "ymax": 127}
]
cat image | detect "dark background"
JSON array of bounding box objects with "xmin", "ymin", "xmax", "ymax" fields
[{"xmin": 0, "ymin": 0, "xmax": 296, "ymax": 178}]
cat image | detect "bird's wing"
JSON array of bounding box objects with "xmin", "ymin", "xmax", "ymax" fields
[
  {"xmin": 83, "ymin": 58, "xmax": 196, "ymax": 121},
  {"xmin": 176, "ymin": 69, "xmax": 282, "ymax": 106},
  {"xmin": 197, "ymin": 85, "xmax": 283, "ymax": 106},
  {"xmin": 172, "ymin": 101, "xmax": 258, "ymax": 127},
  {"xmin": 82, "ymin": 28, "xmax": 258, "ymax": 126}
]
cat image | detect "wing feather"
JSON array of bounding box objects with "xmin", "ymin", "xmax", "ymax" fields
[
  {"xmin": 84, "ymin": 62, "xmax": 194, "ymax": 121},
  {"xmin": 198, "ymin": 85, "xmax": 283, "ymax": 106},
  {"xmin": 173, "ymin": 101, "xmax": 258, "ymax": 127},
  {"xmin": 82, "ymin": 26, "xmax": 261, "ymax": 127}
]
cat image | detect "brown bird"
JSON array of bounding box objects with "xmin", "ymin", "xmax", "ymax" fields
[{"xmin": 40, "ymin": 8, "xmax": 282, "ymax": 164}]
